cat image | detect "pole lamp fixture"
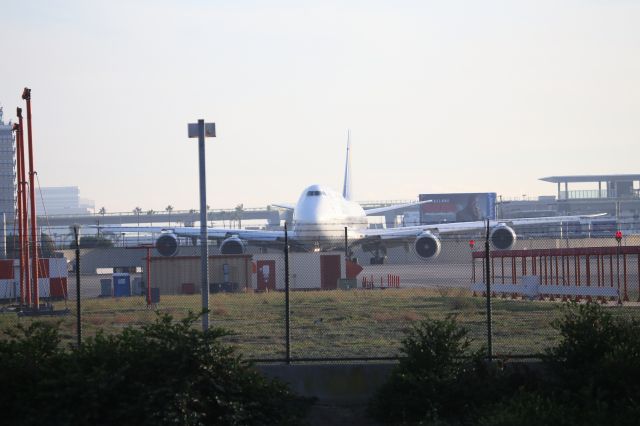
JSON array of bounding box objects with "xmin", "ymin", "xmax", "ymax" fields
[
  {"xmin": 71, "ymin": 224, "xmax": 82, "ymax": 346},
  {"xmin": 188, "ymin": 119, "xmax": 216, "ymax": 332}
]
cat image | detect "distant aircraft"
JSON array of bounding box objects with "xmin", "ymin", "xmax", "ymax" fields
[{"xmin": 98, "ymin": 135, "xmax": 605, "ymax": 264}]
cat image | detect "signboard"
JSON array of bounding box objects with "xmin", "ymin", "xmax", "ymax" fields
[
  {"xmin": 187, "ymin": 122, "xmax": 216, "ymax": 138},
  {"xmin": 419, "ymin": 192, "xmax": 496, "ymax": 224}
]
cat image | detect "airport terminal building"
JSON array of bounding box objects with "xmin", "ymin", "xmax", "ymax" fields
[
  {"xmin": 0, "ymin": 108, "xmax": 16, "ymax": 223},
  {"xmin": 498, "ymin": 174, "xmax": 640, "ymax": 222}
]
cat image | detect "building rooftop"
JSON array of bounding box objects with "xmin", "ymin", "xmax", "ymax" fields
[{"xmin": 540, "ymin": 174, "xmax": 640, "ymax": 184}]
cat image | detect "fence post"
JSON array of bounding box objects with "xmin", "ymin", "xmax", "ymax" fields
[
  {"xmin": 484, "ymin": 220, "xmax": 492, "ymax": 362},
  {"xmin": 72, "ymin": 225, "xmax": 81, "ymax": 347},
  {"xmin": 284, "ymin": 222, "xmax": 291, "ymax": 363},
  {"xmin": 344, "ymin": 227, "xmax": 348, "ymax": 260},
  {"xmin": 616, "ymin": 231, "xmax": 622, "ymax": 305}
]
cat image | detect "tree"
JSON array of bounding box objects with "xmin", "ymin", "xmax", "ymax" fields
[
  {"xmin": 147, "ymin": 209, "xmax": 155, "ymax": 226},
  {"xmin": 39, "ymin": 233, "xmax": 57, "ymax": 258},
  {"xmin": 133, "ymin": 207, "xmax": 142, "ymax": 244},
  {"xmin": 0, "ymin": 314, "xmax": 311, "ymax": 425},
  {"xmin": 235, "ymin": 203, "xmax": 244, "ymax": 228},
  {"xmin": 98, "ymin": 207, "xmax": 106, "ymax": 216},
  {"xmin": 165, "ymin": 205, "xmax": 174, "ymax": 226},
  {"xmin": 369, "ymin": 316, "xmax": 488, "ymax": 424}
]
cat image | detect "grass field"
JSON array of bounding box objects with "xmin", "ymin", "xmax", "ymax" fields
[{"xmin": 1, "ymin": 289, "xmax": 639, "ymax": 360}]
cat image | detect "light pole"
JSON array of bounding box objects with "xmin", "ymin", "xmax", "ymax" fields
[
  {"xmin": 484, "ymin": 220, "xmax": 492, "ymax": 362},
  {"xmin": 188, "ymin": 119, "xmax": 216, "ymax": 331}
]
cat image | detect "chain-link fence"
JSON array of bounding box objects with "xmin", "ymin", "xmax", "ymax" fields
[{"xmin": 1, "ymin": 222, "xmax": 640, "ymax": 361}]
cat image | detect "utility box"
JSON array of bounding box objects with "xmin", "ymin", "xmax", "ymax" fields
[
  {"xmin": 113, "ymin": 273, "xmax": 131, "ymax": 297},
  {"xmin": 100, "ymin": 279, "xmax": 112, "ymax": 297},
  {"xmin": 132, "ymin": 277, "xmax": 143, "ymax": 296},
  {"xmin": 338, "ymin": 278, "xmax": 358, "ymax": 290}
]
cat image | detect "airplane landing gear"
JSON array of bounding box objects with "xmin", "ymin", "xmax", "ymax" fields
[{"xmin": 369, "ymin": 246, "xmax": 387, "ymax": 265}]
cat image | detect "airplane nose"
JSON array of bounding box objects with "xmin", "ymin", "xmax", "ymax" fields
[{"xmin": 294, "ymin": 206, "xmax": 319, "ymax": 223}]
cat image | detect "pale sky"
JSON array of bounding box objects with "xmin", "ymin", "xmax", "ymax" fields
[{"xmin": 1, "ymin": 0, "xmax": 638, "ymax": 212}]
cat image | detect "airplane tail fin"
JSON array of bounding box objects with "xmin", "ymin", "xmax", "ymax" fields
[{"xmin": 342, "ymin": 130, "xmax": 352, "ymax": 200}]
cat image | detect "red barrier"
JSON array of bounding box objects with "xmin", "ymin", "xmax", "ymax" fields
[{"xmin": 471, "ymin": 245, "xmax": 639, "ymax": 303}]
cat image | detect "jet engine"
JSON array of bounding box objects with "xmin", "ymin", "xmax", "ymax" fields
[
  {"xmin": 156, "ymin": 233, "xmax": 179, "ymax": 257},
  {"xmin": 490, "ymin": 224, "xmax": 517, "ymax": 250},
  {"xmin": 220, "ymin": 236, "xmax": 246, "ymax": 254},
  {"xmin": 414, "ymin": 231, "xmax": 442, "ymax": 260}
]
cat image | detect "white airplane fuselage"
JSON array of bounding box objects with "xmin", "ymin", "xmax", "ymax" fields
[{"xmin": 291, "ymin": 184, "xmax": 368, "ymax": 247}]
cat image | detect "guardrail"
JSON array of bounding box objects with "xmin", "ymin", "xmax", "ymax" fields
[{"xmin": 472, "ymin": 246, "xmax": 640, "ymax": 302}]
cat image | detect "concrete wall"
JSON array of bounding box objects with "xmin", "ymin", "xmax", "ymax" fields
[
  {"xmin": 257, "ymin": 362, "xmax": 396, "ymax": 404},
  {"xmin": 257, "ymin": 360, "xmax": 544, "ymax": 405}
]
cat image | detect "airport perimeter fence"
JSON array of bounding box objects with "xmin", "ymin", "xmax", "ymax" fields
[{"xmin": 2, "ymin": 221, "xmax": 640, "ymax": 362}]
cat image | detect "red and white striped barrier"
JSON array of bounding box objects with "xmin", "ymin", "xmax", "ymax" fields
[
  {"xmin": 387, "ymin": 274, "xmax": 400, "ymax": 288},
  {"xmin": 0, "ymin": 258, "xmax": 68, "ymax": 300},
  {"xmin": 0, "ymin": 260, "xmax": 14, "ymax": 299},
  {"xmin": 361, "ymin": 274, "xmax": 401, "ymax": 289}
]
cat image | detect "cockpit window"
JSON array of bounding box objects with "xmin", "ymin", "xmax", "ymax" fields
[{"xmin": 306, "ymin": 190, "xmax": 325, "ymax": 196}]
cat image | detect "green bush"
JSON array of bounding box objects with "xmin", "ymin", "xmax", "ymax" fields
[
  {"xmin": 546, "ymin": 302, "xmax": 640, "ymax": 399},
  {"xmin": 478, "ymin": 391, "xmax": 586, "ymax": 426},
  {"xmin": 480, "ymin": 302, "xmax": 640, "ymax": 426},
  {"xmin": 478, "ymin": 390, "xmax": 640, "ymax": 426},
  {"xmin": 368, "ymin": 315, "xmax": 499, "ymax": 425},
  {"xmin": 0, "ymin": 313, "xmax": 311, "ymax": 425},
  {"xmin": 371, "ymin": 303, "xmax": 640, "ymax": 425}
]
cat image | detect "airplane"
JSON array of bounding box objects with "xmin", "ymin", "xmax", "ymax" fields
[{"xmin": 98, "ymin": 135, "xmax": 606, "ymax": 264}]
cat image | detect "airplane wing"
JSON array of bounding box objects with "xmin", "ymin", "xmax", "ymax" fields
[
  {"xmin": 94, "ymin": 225, "xmax": 285, "ymax": 241},
  {"xmin": 364, "ymin": 200, "xmax": 431, "ymax": 216},
  {"xmin": 355, "ymin": 213, "xmax": 608, "ymax": 262},
  {"xmin": 358, "ymin": 213, "xmax": 608, "ymax": 239}
]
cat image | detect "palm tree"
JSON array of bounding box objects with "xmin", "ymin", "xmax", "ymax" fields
[
  {"xmin": 133, "ymin": 207, "xmax": 142, "ymax": 243},
  {"xmin": 235, "ymin": 204, "xmax": 244, "ymax": 228},
  {"xmin": 147, "ymin": 209, "xmax": 155, "ymax": 226},
  {"xmin": 165, "ymin": 205, "xmax": 174, "ymax": 226},
  {"xmin": 66, "ymin": 225, "xmax": 78, "ymax": 249}
]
